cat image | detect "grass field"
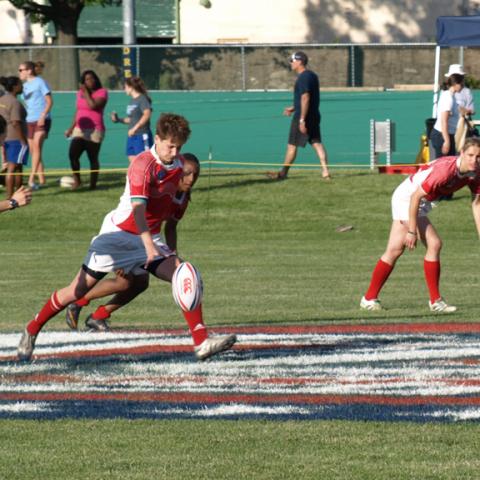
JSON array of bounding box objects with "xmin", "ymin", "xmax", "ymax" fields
[{"xmin": 1, "ymin": 168, "xmax": 480, "ymax": 479}]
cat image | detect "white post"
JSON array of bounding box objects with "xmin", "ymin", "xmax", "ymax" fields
[
  {"xmin": 386, "ymin": 119, "xmax": 391, "ymax": 166},
  {"xmin": 370, "ymin": 119, "xmax": 375, "ymax": 170},
  {"xmin": 432, "ymin": 45, "xmax": 441, "ymax": 118}
]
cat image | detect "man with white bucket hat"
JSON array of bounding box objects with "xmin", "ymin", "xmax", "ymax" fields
[{"xmin": 445, "ymin": 64, "xmax": 475, "ymax": 117}]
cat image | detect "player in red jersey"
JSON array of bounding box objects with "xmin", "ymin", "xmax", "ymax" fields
[
  {"xmin": 361, "ymin": 137, "xmax": 480, "ymax": 313},
  {"xmin": 64, "ymin": 153, "xmax": 200, "ymax": 331},
  {"xmin": 18, "ymin": 114, "xmax": 236, "ymax": 361}
]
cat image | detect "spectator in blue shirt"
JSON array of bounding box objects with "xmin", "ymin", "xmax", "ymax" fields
[{"xmin": 18, "ymin": 61, "xmax": 53, "ymax": 190}]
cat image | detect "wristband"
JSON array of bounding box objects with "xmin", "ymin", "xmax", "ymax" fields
[
  {"xmin": 407, "ymin": 231, "xmax": 417, "ymax": 236},
  {"xmin": 299, "ymin": 119, "xmax": 305, "ymax": 123},
  {"xmin": 9, "ymin": 199, "xmax": 19, "ymax": 210}
]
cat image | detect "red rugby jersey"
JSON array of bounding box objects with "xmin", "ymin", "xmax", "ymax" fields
[
  {"xmin": 411, "ymin": 156, "xmax": 480, "ymax": 201},
  {"xmin": 111, "ymin": 147, "xmax": 184, "ymax": 234}
]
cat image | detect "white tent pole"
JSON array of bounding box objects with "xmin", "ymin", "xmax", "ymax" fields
[{"xmin": 432, "ymin": 45, "xmax": 441, "ymax": 118}]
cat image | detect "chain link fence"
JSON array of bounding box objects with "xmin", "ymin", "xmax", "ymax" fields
[{"xmin": 1, "ymin": 43, "xmax": 479, "ymax": 91}]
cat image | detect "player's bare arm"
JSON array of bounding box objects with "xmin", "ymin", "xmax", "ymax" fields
[
  {"xmin": 164, "ymin": 218, "xmax": 179, "ymax": 253},
  {"xmin": 131, "ymin": 201, "xmax": 160, "ymax": 266},
  {"xmin": 405, "ymin": 187, "xmax": 426, "ymax": 250}
]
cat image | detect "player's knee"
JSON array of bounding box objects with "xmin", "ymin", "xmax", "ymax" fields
[
  {"xmin": 384, "ymin": 246, "xmax": 404, "ymax": 262},
  {"xmin": 133, "ymin": 275, "xmax": 150, "ymax": 294},
  {"xmin": 428, "ymin": 237, "xmax": 443, "ymax": 253}
]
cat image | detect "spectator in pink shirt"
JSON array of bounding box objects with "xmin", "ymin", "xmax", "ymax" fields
[{"xmin": 65, "ymin": 70, "xmax": 108, "ymax": 189}]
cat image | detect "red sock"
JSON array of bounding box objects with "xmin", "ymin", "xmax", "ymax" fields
[
  {"xmin": 182, "ymin": 304, "xmax": 208, "ymax": 346},
  {"xmin": 364, "ymin": 259, "xmax": 394, "ymax": 301},
  {"xmin": 91, "ymin": 305, "xmax": 111, "ymax": 320},
  {"xmin": 27, "ymin": 292, "xmax": 65, "ymax": 336},
  {"xmin": 424, "ymin": 259, "xmax": 441, "ymax": 303},
  {"xmin": 75, "ymin": 297, "xmax": 90, "ymax": 307}
]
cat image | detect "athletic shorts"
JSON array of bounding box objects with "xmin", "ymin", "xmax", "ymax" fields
[
  {"xmin": 83, "ymin": 211, "xmax": 174, "ymax": 275},
  {"xmin": 27, "ymin": 118, "xmax": 52, "ymax": 139},
  {"xmin": 126, "ymin": 131, "xmax": 153, "ymax": 156},
  {"xmin": 4, "ymin": 140, "xmax": 29, "ymax": 165},
  {"xmin": 391, "ymin": 177, "xmax": 435, "ymax": 221},
  {"xmin": 288, "ymin": 116, "xmax": 321, "ymax": 147}
]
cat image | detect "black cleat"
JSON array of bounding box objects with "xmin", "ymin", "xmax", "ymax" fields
[
  {"xmin": 65, "ymin": 303, "xmax": 82, "ymax": 330},
  {"xmin": 85, "ymin": 315, "xmax": 110, "ymax": 332}
]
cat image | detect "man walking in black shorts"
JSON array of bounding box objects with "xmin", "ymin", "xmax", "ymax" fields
[{"xmin": 269, "ymin": 51, "xmax": 331, "ymax": 181}]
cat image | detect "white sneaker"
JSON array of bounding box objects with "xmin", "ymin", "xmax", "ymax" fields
[
  {"xmin": 17, "ymin": 328, "xmax": 37, "ymax": 361},
  {"xmin": 194, "ymin": 334, "xmax": 237, "ymax": 361},
  {"xmin": 360, "ymin": 296, "xmax": 383, "ymax": 311},
  {"xmin": 429, "ymin": 298, "xmax": 457, "ymax": 313}
]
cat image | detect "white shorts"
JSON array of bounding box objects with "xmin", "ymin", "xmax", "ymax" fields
[
  {"xmin": 83, "ymin": 211, "xmax": 174, "ymax": 275},
  {"xmin": 391, "ymin": 177, "xmax": 435, "ymax": 221}
]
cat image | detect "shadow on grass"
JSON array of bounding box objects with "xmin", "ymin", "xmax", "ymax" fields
[{"xmin": 34, "ymin": 173, "xmax": 127, "ymax": 196}]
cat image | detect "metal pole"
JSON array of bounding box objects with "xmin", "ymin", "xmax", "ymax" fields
[
  {"xmin": 123, "ymin": 0, "xmax": 136, "ymax": 45},
  {"xmin": 123, "ymin": 0, "xmax": 137, "ymax": 78},
  {"xmin": 350, "ymin": 45, "xmax": 355, "ymax": 87},
  {"xmin": 175, "ymin": 0, "xmax": 181, "ymax": 44},
  {"xmin": 241, "ymin": 45, "xmax": 246, "ymax": 91},
  {"xmin": 432, "ymin": 45, "xmax": 441, "ymax": 118}
]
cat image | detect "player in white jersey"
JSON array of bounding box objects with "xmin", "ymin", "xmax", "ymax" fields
[
  {"xmin": 361, "ymin": 137, "xmax": 480, "ymax": 313},
  {"xmin": 18, "ymin": 114, "xmax": 236, "ymax": 362}
]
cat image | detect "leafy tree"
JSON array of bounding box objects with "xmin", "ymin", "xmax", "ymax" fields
[{"xmin": 9, "ymin": 0, "xmax": 121, "ymax": 88}]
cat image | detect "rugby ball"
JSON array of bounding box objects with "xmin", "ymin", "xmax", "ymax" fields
[
  {"xmin": 59, "ymin": 176, "xmax": 75, "ymax": 188},
  {"xmin": 172, "ymin": 262, "xmax": 203, "ymax": 311}
]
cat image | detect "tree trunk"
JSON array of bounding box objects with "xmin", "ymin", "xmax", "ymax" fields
[{"xmin": 54, "ymin": 16, "xmax": 80, "ymax": 90}]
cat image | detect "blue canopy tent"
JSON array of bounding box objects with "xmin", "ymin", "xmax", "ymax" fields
[{"xmin": 433, "ymin": 15, "xmax": 480, "ymax": 117}]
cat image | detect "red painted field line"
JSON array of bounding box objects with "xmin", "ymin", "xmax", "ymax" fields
[
  {"xmin": 2, "ymin": 391, "xmax": 480, "ymax": 407},
  {"xmin": 220, "ymin": 323, "xmax": 480, "ymax": 335},
  {"xmin": 34, "ymin": 344, "xmax": 193, "ymax": 361},
  {"xmin": 128, "ymin": 322, "xmax": 480, "ymax": 336}
]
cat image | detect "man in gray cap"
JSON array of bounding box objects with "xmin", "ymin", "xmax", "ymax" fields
[{"xmin": 269, "ymin": 51, "xmax": 330, "ymax": 181}]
